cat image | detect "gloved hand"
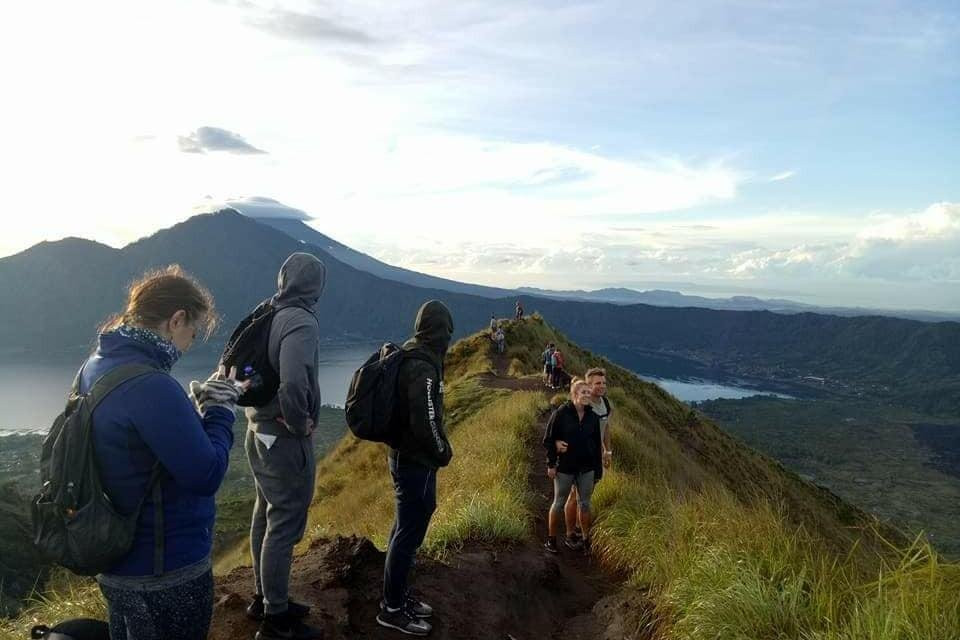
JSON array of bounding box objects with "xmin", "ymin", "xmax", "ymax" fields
[{"xmin": 190, "ymin": 366, "xmax": 247, "ymax": 414}]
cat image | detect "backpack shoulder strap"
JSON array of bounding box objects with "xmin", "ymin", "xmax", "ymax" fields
[{"xmin": 86, "ymin": 363, "xmax": 160, "ymax": 411}]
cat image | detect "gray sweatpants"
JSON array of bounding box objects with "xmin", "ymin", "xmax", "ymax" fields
[{"xmin": 246, "ymin": 429, "xmax": 316, "ymax": 615}]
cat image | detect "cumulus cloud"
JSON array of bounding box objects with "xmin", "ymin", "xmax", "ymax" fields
[
  {"xmin": 178, "ymin": 126, "xmax": 267, "ymax": 155},
  {"xmin": 845, "ymin": 202, "xmax": 960, "ymax": 281},
  {"xmin": 345, "ymin": 202, "xmax": 959, "ymax": 312},
  {"xmin": 723, "ymin": 203, "xmax": 960, "ymax": 283}
]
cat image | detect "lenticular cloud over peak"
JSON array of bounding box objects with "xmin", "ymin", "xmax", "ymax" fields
[{"xmin": 200, "ymin": 196, "xmax": 313, "ymax": 221}]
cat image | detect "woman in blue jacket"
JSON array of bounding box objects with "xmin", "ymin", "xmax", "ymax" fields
[{"xmin": 79, "ymin": 265, "xmax": 244, "ymax": 640}]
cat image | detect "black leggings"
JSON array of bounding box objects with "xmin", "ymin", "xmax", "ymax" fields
[{"xmin": 100, "ymin": 569, "xmax": 213, "ymax": 640}]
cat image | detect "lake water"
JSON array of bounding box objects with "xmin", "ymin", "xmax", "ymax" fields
[
  {"xmin": 0, "ymin": 343, "xmax": 378, "ymax": 433},
  {"xmin": 640, "ymin": 376, "xmax": 790, "ymax": 403},
  {"xmin": 0, "ymin": 346, "xmax": 785, "ymax": 433}
]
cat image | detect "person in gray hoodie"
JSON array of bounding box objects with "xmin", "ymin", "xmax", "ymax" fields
[{"xmin": 244, "ymin": 253, "xmax": 326, "ymax": 640}]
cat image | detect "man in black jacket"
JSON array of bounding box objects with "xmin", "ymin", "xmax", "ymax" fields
[{"xmin": 377, "ymin": 300, "xmax": 454, "ymax": 636}]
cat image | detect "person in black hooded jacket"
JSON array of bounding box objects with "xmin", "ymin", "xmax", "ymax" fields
[
  {"xmin": 377, "ymin": 300, "xmax": 454, "ymax": 636},
  {"xmin": 542, "ymin": 378, "xmax": 602, "ymax": 554}
]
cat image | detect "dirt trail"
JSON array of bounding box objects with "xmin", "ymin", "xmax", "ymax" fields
[
  {"xmin": 477, "ymin": 351, "xmax": 545, "ymax": 392},
  {"xmin": 209, "ymin": 346, "xmax": 640, "ymax": 639}
]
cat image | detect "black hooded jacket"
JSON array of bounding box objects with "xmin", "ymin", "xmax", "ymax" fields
[
  {"xmin": 543, "ymin": 401, "xmax": 602, "ymax": 476},
  {"xmin": 390, "ymin": 300, "xmax": 455, "ymax": 470}
]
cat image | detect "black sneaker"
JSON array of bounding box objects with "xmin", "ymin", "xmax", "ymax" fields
[
  {"xmin": 247, "ymin": 595, "xmax": 311, "ymax": 621},
  {"xmin": 544, "ymin": 537, "xmax": 559, "ymax": 554},
  {"xmin": 563, "ymin": 535, "xmax": 584, "ymax": 551},
  {"xmin": 582, "ymin": 537, "xmax": 592, "ymax": 555},
  {"xmin": 376, "ymin": 605, "xmax": 432, "ymax": 636},
  {"xmin": 255, "ymin": 611, "xmax": 324, "ymax": 640},
  {"xmin": 381, "ymin": 596, "xmax": 433, "ymax": 619}
]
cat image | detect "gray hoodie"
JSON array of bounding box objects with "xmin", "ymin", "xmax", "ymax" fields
[{"xmin": 246, "ymin": 253, "xmax": 326, "ymax": 437}]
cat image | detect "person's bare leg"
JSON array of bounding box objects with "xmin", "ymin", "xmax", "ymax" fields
[
  {"xmin": 564, "ymin": 487, "xmax": 579, "ymax": 535},
  {"xmin": 580, "ymin": 510, "xmax": 592, "ymax": 539},
  {"xmin": 548, "ymin": 505, "xmax": 561, "ymax": 537}
]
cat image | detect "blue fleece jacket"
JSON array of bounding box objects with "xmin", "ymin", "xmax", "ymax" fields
[{"xmin": 79, "ymin": 332, "xmax": 235, "ymax": 576}]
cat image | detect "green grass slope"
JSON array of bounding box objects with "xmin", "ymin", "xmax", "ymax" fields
[{"xmin": 304, "ymin": 316, "xmax": 959, "ymax": 639}]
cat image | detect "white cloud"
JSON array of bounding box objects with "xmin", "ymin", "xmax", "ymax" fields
[
  {"xmin": 769, "ymin": 170, "xmax": 796, "ymax": 182},
  {"xmin": 722, "ymin": 203, "xmax": 960, "ymax": 285},
  {"xmin": 336, "ymin": 135, "xmax": 743, "ymax": 215},
  {"xmin": 845, "ymin": 202, "xmax": 960, "ymax": 282},
  {"xmin": 178, "ymin": 126, "xmax": 267, "ymax": 155},
  {"xmin": 201, "ymin": 196, "xmax": 312, "ymax": 220},
  {"xmin": 350, "ymin": 202, "xmax": 960, "ymax": 311}
]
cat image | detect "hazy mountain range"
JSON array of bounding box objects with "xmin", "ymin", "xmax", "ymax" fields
[
  {"xmin": 516, "ymin": 286, "xmax": 960, "ymax": 322},
  {"xmin": 1, "ymin": 211, "xmax": 957, "ymax": 415}
]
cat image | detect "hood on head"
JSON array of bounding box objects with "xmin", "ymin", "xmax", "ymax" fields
[
  {"xmin": 413, "ymin": 300, "xmax": 454, "ymax": 354},
  {"xmin": 273, "ymin": 252, "xmax": 326, "ymax": 309}
]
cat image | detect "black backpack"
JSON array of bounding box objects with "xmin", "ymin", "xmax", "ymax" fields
[
  {"xmin": 345, "ymin": 343, "xmax": 434, "ymax": 444},
  {"xmin": 32, "ymin": 364, "xmax": 166, "ymax": 577},
  {"xmin": 220, "ymin": 301, "xmax": 282, "ymax": 407},
  {"xmin": 220, "ymin": 301, "xmax": 319, "ymax": 407}
]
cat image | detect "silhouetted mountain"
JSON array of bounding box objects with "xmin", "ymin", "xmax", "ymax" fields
[{"xmin": 1, "ymin": 211, "xmax": 958, "ymax": 415}]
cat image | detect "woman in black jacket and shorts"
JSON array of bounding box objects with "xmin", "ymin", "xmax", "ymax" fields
[{"xmin": 542, "ymin": 378, "xmax": 602, "ymax": 554}]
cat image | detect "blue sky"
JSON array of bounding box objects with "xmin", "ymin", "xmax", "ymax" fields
[{"xmin": 1, "ymin": 0, "xmax": 957, "ymax": 310}]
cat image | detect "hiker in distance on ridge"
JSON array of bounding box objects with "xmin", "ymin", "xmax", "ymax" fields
[
  {"xmin": 542, "ymin": 342, "xmax": 556, "ymax": 388},
  {"xmin": 377, "ymin": 300, "xmax": 455, "ymax": 637},
  {"xmin": 241, "ymin": 253, "xmax": 327, "ymax": 640}
]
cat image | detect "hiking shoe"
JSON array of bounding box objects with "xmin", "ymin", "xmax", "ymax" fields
[
  {"xmin": 544, "ymin": 538, "xmax": 559, "ymax": 554},
  {"xmin": 254, "ymin": 615, "xmax": 323, "ymax": 640},
  {"xmin": 247, "ymin": 595, "xmax": 311, "ymax": 621},
  {"xmin": 582, "ymin": 537, "xmax": 592, "ymax": 556},
  {"xmin": 563, "ymin": 535, "xmax": 584, "ymax": 551},
  {"xmin": 376, "ymin": 606, "xmax": 432, "ymax": 636},
  {"xmin": 255, "ymin": 612, "xmax": 323, "ymax": 640},
  {"xmin": 381, "ymin": 596, "xmax": 433, "ymax": 619}
]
